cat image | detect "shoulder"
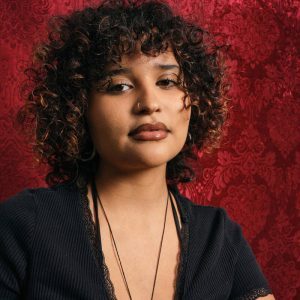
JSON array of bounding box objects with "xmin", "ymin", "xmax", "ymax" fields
[
  {"xmin": 176, "ymin": 193, "xmax": 274, "ymax": 299},
  {"xmin": 0, "ymin": 183, "xmax": 79, "ymax": 297},
  {"xmin": 0, "ymin": 187, "xmax": 43, "ymax": 238},
  {"xmin": 179, "ymin": 195, "xmax": 245, "ymax": 254},
  {"xmin": 184, "ymin": 196, "xmax": 241, "ymax": 233},
  {"xmin": 0, "ymin": 189, "xmax": 40, "ymax": 282},
  {"xmin": 193, "ymin": 204, "xmax": 243, "ymax": 243},
  {"xmin": 0, "ymin": 182, "xmax": 78, "ymax": 229},
  {"xmin": 1, "ymin": 181, "xmax": 74, "ymax": 204},
  {"xmin": 0, "ymin": 182, "xmax": 80, "ymax": 254},
  {"xmin": 188, "ymin": 199, "xmax": 233, "ymax": 223},
  {"xmin": 0, "ymin": 188, "xmax": 37, "ymax": 230}
]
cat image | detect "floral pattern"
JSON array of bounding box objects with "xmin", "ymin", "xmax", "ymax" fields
[{"xmin": 0, "ymin": 0, "xmax": 299, "ymax": 299}]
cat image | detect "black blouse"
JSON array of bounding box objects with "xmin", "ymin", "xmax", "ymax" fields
[{"xmin": 0, "ymin": 182, "xmax": 273, "ymax": 299}]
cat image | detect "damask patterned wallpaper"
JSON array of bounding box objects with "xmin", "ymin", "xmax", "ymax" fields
[{"xmin": 0, "ymin": 0, "xmax": 299, "ymax": 298}]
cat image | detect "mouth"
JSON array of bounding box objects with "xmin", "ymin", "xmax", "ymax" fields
[
  {"xmin": 129, "ymin": 130, "xmax": 169, "ymax": 141},
  {"xmin": 129, "ymin": 122, "xmax": 169, "ymax": 136},
  {"xmin": 128, "ymin": 122, "xmax": 170, "ymax": 141}
]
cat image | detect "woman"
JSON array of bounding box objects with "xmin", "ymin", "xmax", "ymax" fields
[{"xmin": 0, "ymin": 0, "xmax": 275, "ymax": 299}]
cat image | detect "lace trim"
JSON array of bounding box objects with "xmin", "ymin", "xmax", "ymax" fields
[
  {"xmin": 80, "ymin": 187, "xmax": 98, "ymax": 263},
  {"xmin": 173, "ymin": 245, "xmax": 181, "ymax": 291},
  {"xmin": 78, "ymin": 185, "xmax": 188, "ymax": 300},
  {"xmin": 174, "ymin": 220, "xmax": 189, "ymax": 300},
  {"xmin": 235, "ymin": 287, "xmax": 273, "ymax": 300},
  {"xmin": 79, "ymin": 187, "xmax": 117, "ymax": 300},
  {"xmin": 79, "ymin": 184, "xmax": 270, "ymax": 300},
  {"xmin": 102, "ymin": 257, "xmax": 118, "ymax": 300}
]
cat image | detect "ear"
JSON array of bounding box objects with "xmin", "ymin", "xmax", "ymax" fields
[{"xmin": 182, "ymin": 93, "xmax": 192, "ymax": 109}]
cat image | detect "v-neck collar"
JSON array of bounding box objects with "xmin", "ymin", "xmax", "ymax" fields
[
  {"xmin": 168, "ymin": 184, "xmax": 191, "ymax": 299},
  {"xmin": 75, "ymin": 181, "xmax": 191, "ymax": 300}
]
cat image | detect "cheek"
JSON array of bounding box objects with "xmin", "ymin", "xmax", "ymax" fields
[
  {"xmin": 88, "ymin": 101, "xmax": 119, "ymax": 130},
  {"xmin": 171, "ymin": 106, "xmax": 191, "ymax": 145},
  {"xmin": 178, "ymin": 104, "xmax": 191, "ymax": 127},
  {"xmin": 88, "ymin": 107, "xmax": 131, "ymax": 153}
]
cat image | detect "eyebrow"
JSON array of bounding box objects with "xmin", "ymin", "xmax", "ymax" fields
[{"xmin": 104, "ymin": 64, "xmax": 180, "ymax": 77}]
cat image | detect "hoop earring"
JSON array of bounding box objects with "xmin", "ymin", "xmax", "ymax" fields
[
  {"xmin": 80, "ymin": 145, "xmax": 96, "ymax": 162},
  {"xmin": 188, "ymin": 132, "xmax": 194, "ymax": 145}
]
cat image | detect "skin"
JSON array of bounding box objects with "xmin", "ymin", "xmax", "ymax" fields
[
  {"xmin": 85, "ymin": 47, "xmax": 190, "ymax": 299},
  {"xmin": 86, "ymin": 47, "xmax": 191, "ymax": 224},
  {"xmin": 85, "ymin": 47, "xmax": 275, "ymax": 300}
]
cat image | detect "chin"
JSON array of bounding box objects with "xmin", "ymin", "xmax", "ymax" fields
[
  {"xmin": 143, "ymin": 151, "xmax": 181, "ymax": 168},
  {"xmin": 120, "ymin": 152, "xmax": 170, "ymax": 169}
]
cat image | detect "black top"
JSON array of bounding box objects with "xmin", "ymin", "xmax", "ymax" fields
[{"xmin": 0, "ymin": 182, "xmax": 272, "ymax": 299}]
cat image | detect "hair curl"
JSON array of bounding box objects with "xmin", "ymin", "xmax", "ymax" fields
[{"xmin": 16, "ymin": 0, "xmax": 230, "ymax": 188}]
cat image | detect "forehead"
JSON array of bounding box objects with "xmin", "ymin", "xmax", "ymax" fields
[{"xmin": 106, "ymin": 48, "xmax": 179, "ymax": 70}]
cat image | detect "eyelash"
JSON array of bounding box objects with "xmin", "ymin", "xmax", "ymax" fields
[{"xmin": 106, "ymin": 78, "xmax": 179, "ymax": 93}]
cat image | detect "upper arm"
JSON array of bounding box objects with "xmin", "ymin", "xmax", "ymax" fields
[{"xmin": 0, "ymin": 190, "xmax": 36, "ymax": 299}]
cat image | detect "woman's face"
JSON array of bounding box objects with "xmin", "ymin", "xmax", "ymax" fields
[{"xmin": 87, "ymin": 48, "xmax": 191, "ymax": 172}]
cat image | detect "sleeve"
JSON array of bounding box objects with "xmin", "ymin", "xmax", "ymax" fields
[
  {"xmin": 0, "ymin": 189, "xmax": 37, "ymax": 299},
  {"xmin": 221, "ymin": 209, "xmax": 273, "ymax": 300}
]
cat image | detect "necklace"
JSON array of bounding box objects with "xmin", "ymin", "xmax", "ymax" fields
[{"xmin": 91, "ymin": 179, "xmax": 171, "ymax": 300}]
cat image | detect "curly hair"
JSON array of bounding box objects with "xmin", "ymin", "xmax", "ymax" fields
[{"xmin": 16, "ymin": 0, "xmax": 230, "ymax": 188}]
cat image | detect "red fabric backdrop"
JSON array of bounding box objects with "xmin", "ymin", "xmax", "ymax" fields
[{"xmin": 0, "ymin": 0, "xmax": 299, "ymax": 298}]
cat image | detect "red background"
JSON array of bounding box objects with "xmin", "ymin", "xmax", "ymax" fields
[{"xmin": 0, "ymin": 0, "xmax": 299, "ymax": 299}]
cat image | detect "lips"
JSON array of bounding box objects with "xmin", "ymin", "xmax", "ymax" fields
[{"xmin": 129, "ymin": 122, "xmax": 169, "ymax": 136}]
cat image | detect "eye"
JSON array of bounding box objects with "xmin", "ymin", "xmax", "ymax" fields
[
  {"xmin": 157, "ymin": 78, "xmax": 179, "ymax": 88},
  {"xmin": 103, "ymin": 77, "xmax": 180, "ymax": 94},
  {"xmin": 106, "ymin": 82, "xmax": 132, "ymax": 93}
]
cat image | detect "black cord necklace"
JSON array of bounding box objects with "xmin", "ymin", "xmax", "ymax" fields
[{"xmin": 91, "ymin": 179, "xmax": 171, "ymax": 300}]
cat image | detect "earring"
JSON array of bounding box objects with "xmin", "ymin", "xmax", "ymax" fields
[
  {"xmin": 137, "ymin": 100, "xmax": 159, "ymax": 112},
  {"xmin": 137, "ymin": 101, "xmax": 143, "ymax": 110},
  {"xmin": 188, "ymin": 132, "xmax": 194, "ymax": 145},
  {"xmin": 80, "ymin": 145, "xmax": 96, "ymax": 162}
]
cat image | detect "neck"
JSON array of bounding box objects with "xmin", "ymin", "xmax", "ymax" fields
[{"xmin": 90, "ymin": 162, "xmax": 170, "ymax": 223}]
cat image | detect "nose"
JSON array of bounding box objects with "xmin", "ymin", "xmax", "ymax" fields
[{"xmin": 133, "ymin": 86, "xmax": 161, "ymax": 114}]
